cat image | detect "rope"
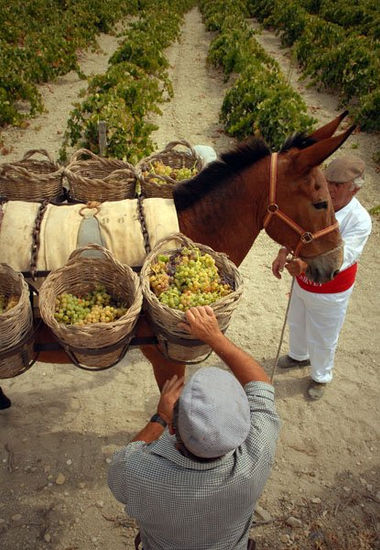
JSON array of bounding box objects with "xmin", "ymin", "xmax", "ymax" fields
[{"xmin": 270, "ymin": 276, "xmax": 295, "ymax": 384}]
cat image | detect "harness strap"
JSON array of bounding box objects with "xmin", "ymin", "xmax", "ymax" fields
[{"xmin": 263, "ymin": 153, "xmax": 338, "ymax": 257}]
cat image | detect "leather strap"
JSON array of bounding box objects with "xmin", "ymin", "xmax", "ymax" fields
[{"xmin": 263, "ymin": 153, "xmax": 339, "ymax": 257}]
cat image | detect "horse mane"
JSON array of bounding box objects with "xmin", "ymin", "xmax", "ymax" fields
[
  {"xmin": 280, "ymin": 132, "xmax": 316, "ymax": 151},
  {"xmin": 174, "ymin": 137, "xmax": 271, "ymax": 211}
]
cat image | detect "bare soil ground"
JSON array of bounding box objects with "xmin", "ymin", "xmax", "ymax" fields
[{"xmin": 0, "ymin": 7, "xmax": 379, "ymax": 550}]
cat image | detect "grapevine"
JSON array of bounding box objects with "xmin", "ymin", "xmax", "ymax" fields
[
  {"xmin": 54, "ymin": 285, "xmax": 128, "ymax": 326},
  {"xmin": 0, "ymin": 294, "xmax": 19, "ymax": 314},
  {"xmin": 145, "ymin": 160, "xmax": 198, "ymax": 184},
  {"xmin": 149, "ymin": 247, "xmax": 233, "ymax": 311}
]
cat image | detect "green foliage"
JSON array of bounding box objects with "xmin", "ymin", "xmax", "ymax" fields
[
  {"xmin": 208, "ymin": 23, "xmax": 255, "ymax": 77},
  {"xmin": 200, "ymin": 0, "xmax": 249, "ymax": 31},
  {"xmin": 295, "ymin": 18, "xmax": 379, "ymax": 104},
  {"xmin": 0, "ymin": 0, "xmax": 138, "ymax": 127},
  {"xmin": 110, "ymin": 33, "xmax": 170, "ymax": 75},
  {"xmin": 200, "ymin": 0, "xmax": 315, "ymax": 149},
  {"xmin": 65, "ymin": 96, "xmax": 157, "ymax": 163},
  {"xmin": 246, "ymin": 0, "xmax": 277, "ymax": 21},
  {"xmin": 61, "ymin": 0, "xmax": 190, "ymax": 160},
  {"xmin": 221, "ymin": 65, "xmax": 315, "ymax": 149},
  {"xmin": 369, "ymin": 205, "xmax": 380, "ymax": 216},
  {"xmin": 266, "ymin": 2, "xmax": 308, "ymax": 46},
  {"xmin": 245, "ymin": 0, "xmax": 380, "ymax": 131},
  {"xmin": 353, "ymin": 90, "xmax": 380, "ymax": 131}
]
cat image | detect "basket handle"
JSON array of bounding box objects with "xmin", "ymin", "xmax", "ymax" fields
[
  {"xmin": 162, "ymin": 140, "xmax": 198, "ymax": 157},
  {"xmin": 66, "ymin": 243, "xmax": 116, "ymax": 265},
  {"xmin": 68, "ymin": 148, "xmax": 103, "ymax": 164},
  {"xmin": 150, "ymin": 232, "xmax": 199, "ymax": 252},
  {"xmin": 104, "ymin": 165, "xmax": 138, "ymax": 179},
  {"xmin": 22, "ymin": 149, "xmax": 56, "ymax": 164},
  {"xmin": 147, "ymin": 232, "xmax": 232, "ymax": 264}
]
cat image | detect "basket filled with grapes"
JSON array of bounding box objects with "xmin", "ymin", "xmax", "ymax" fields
[
  {"xmin": 141, "ymin": 233, "xmax": 243, "ymax": 363},
  {"xmin": 39, "ymin": 244, "xmax": 143, "ymax": 369},
  {"xmin": 136, "ymin": 140, "xmax": 204, "ymax": 198},
  {"xmin": 0, "ymin": 264, "xmax": 35, "ymax": 379},
  {"xmin": 64, "ymin": 148, "xmax": 138, "ymax": 202}
]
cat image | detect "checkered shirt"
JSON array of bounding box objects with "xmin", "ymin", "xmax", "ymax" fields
[{"xmin": 108, "ymin": 381, "xmax": 280, "ymax": 550}]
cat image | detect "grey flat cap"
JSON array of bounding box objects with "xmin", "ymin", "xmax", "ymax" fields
[
  {"xmin": 325, "ymin": 155, "xmax": 365, "ymax": 183},
  {"xmin": 178, "ymin": 367, "xmax": 251, "ymax": 459}
]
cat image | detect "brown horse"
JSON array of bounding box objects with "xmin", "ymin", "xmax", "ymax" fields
[
  {"xmin": 0, "ymin": 113, "xmax": 355, "ymax": 405},
  {"xmin": 138, "ymin": 113, "xmax": 355, "ymax": 388}
]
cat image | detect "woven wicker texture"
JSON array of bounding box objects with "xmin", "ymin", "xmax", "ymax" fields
[
  {"xmin": 0, "ymin": 264, "xmax": 34, "ymax": 379},
  {"xmin": 39, "ymin": 244, "xmax": 143, "ymax": 368},
  {"xmin": 136, "ymin": 140, "xmax": 204, "ymax": 199},
  {"xmin": 141, "ymin": 233, "xmax": 244, "ymax": 362},
  {"xmin": 64, "ymin": 149, "xmax": 137, "ymax": 202},
  {"xmin": 0, "ymin": 149, "xmax": 63, "ymax": 202}
]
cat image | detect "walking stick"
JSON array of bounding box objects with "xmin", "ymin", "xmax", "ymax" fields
[{"xmin": 270, "ymin": 277, "xmax": 295, "ymax": 384}]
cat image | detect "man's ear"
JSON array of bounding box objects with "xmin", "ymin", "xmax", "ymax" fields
[{"xmin": 352, "ymin": 186, "xmax": 360, "ymax": 197}]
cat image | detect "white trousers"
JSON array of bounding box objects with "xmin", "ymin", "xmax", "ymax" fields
[{"xmin": 287, "ymin": 280, "xmax": 354, "ymax": 383}]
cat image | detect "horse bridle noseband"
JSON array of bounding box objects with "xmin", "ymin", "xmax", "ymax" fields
[{"xmin": 263, "ymin": 152, "xmax": 339, "ymax": 257}]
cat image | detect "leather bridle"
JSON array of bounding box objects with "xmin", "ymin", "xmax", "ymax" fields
[{"xmin": 263, "ymin": 153, "xmax": 339, "ymax": 257}]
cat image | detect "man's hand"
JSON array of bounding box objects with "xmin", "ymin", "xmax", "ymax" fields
[
  {"xmin": 272, "ymin": 248, "xmax": 288, "ymax": 279},
  {"xmin": 285, "ymin": 258, "xmax": 308, "ymax": 277},
  {"xmin": 272, "ymin": 248, "xmax": 308, "ymax": 278},
  {"xmin": 157, "ymin": 375, "xmax": 184, "ymax": 425},
  {"xmin": 178, "ymin": 305, "xmax": 223, "ymax": 346}
]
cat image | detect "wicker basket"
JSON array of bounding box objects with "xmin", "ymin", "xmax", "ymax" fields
[
  {"xmin": 136, "ymin": 140, "xmax": 204, "ymax": 198},
  {"xmin": 64, "ymin": 148, "xmax": 137, "ymax": 202},
  {"xmin": 0, "ymin": 149, "xmax": 64, "ymax": 202},
  {"xmin": 39, "ymin": 244, "xmax": 143, "ymax": 369},
  {"xmin": 0, "ymin": 264, "xmax": 35, "ymax": 379},
  {"xmin": 141, "ymin": 233, "xmax": 243, "ymax": 363}
]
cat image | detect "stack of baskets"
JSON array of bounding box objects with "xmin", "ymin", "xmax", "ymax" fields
[
  {"xmin": 0, "ymin": 149, "xmax": 64, "ymax": 202},
  {"xmin": 0, "ymin": 264, "xmax": 35, "ymax": 379},
  {"xmin": 64, "ymin": 149, "xmax": 138, "ymax": 202},
  {"xmin": 136, "ymin": 140, "xmax": 204, "ymax": 198},
  {"xmin": 39, "ymin": 244, "xmax": 143, "ymax": 370},
  {"xmin": 141, "ymin": 233, "xmax": 243, "ymax": 363}
]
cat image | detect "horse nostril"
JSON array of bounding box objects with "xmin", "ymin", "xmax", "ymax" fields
[{"xmin": 313, "ymin": 201, "xmax": 328, "ymax": 210}]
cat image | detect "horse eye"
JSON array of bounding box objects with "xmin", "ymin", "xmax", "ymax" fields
[{"xmin": 313, "ymin": 201, "xmax": 328, "ymax": 210}]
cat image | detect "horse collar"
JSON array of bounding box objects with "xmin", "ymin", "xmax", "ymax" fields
[{"xmin": 263, "ymin": 153, "xmax": 338, "ymax": 257}]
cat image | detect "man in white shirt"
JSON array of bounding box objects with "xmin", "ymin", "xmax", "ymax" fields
[{"xmin": 272, "ymin": 155, "xmax": 372, "ymax": 400}]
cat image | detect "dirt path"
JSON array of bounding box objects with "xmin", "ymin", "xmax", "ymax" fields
[{"xmin": 0, "ymin": 7, "xmax": 379, "ymax": 550}]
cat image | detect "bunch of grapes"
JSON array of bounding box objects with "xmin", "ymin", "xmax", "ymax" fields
[
  {"xmin": 54, "ymin": 285, "xmax": 129, "ymax": 326},
  {"xmin": 149, "ymin": 247, "xmax": 233, "ymax": 311},
  {"xmin": 146, "ymin": 160, "xmax": 198, "ymax": 185},
  {"xmin": 0, "ymin": 294, "xmax": 19, "ymax": 314}
]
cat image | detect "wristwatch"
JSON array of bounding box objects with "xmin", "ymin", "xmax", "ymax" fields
[{"xmin": 150, "ymin": 413, "xmax": 167, "ymax": 428}]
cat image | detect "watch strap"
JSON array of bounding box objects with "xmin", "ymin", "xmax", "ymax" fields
[{"xmin": 150, "ymin": 413, "xmax": 167, "ymax": 428}]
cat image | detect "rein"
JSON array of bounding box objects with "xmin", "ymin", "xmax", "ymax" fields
[{"xmin": 263, "ymin": 153, "xmax": 338, "ymax": 257}]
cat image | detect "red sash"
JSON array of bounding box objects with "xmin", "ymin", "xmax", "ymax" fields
[{"xmin": 296, "ymin": 263, "xmax": 357, "ymax": 294}]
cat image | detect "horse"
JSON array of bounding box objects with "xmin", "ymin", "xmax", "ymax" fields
[{"xmin": 1, "ymin": 112, "xmax": 355, "ymax": 403}]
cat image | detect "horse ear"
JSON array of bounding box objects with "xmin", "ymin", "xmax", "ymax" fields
[
  {"xmin": 293, "ymin": 124, "xmax": 356, "ymax": 174},
  {"xmin": 308, "ymin": 111, "xmax": 349, "ymax": 141}
]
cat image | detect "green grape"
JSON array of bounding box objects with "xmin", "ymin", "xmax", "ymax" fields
[
  {"xmin": 149, "ymin": 246, "xmax": 233, "ymax": 311},
  {"xmin": 0, "ymin": 293, "xmax": 19, "ymax": 314},
  {"xmin": 54, "ymin": 287, "xmax": 129, "ymax": 326}
]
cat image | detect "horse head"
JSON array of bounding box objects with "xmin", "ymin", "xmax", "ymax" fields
[
  {"xmin": 265, "ymin": 117, "xmax": 355, "ymax": 283},
  {"xmin": 175, "ymin": 112, "xmax": 355, "ymax": 284}
]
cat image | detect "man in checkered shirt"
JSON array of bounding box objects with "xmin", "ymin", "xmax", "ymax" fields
[{"xmin": 108, "ymin": 306, "xmax": 280, "ymax": 550}]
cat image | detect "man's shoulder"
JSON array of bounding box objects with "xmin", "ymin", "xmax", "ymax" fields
[
  {"xmin": 244, "ymin": 381, "xmax": 275, "ymax": 400},
  {"xmin": 340, "ymin": 198, "xmax": 372, "ymax": 231}
]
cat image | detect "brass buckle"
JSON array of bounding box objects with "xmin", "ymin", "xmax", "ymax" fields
[
  {"xmin": 267, "ymin": 203, "xmax": 279, "ymax": 213},
  {"xmin": 301, "ymin": 232, "xmax": 314, "ymax": 244}
]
